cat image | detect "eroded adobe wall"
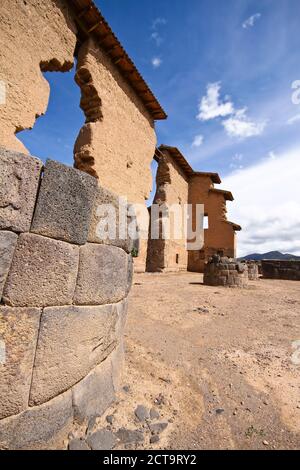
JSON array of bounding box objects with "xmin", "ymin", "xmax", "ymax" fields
[
  {"xmin": 262, "ymin": 260, "xmax": 300, "ymax": 280},
  {"xmin": 0, "ymin": 148, "xmax": 133, "ymax": 449},
  {"xmin": 74, "ymin": 38, "xmax": 157, "ymax": 272},
  {"xmin": 188, "ymin": 175, "xmax": 236, "ymax": 272},
  {"xmin": 0, "ymin": 0, "xmax": 77, "ymax": 153},
  {"xmin": 146, "ymin": 151, "xmax": 188, "ymax": 272}
]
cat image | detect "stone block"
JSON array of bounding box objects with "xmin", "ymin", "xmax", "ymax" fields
[
  {"xmin": 29, "ymin": 303, "xmax": 119, "ymax": 406},
  {"xmin": 31, "ymin": 159, "xmax": 98, "ymax": 245},
  {"xmin": 74, "ymin": 244, "xmax": 128, "ymax": 305},
  {"xmin": 0, "ymin": 391, "xmax": 73, "ymax": 450},
  {"xmin": 111, "ymin": 340, "xmax": 125, "ymax": 392},
  {"xmin": 3, "ymin": 233, "xmax": 79, "ymax": 307},
  {"xmin": 0, "ymin": 231, "xmax": 18, "ymax": 300},
  {"xmin": 0, "ymin": 147, "xmax": 43, "ymax": 232},
  {"xmin": 72, "ymin": 359, "xmax": 115, "ymax": 424},
  {"xmin": 88, "ymin": 186, "xmax": 134, "ymax": 253},
  {"xmin": 0, "ymin": 307, "xmax": 41, "ymax": 419}
]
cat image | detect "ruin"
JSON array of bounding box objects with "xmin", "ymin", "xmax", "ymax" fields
[
  {"xmin": 0, "ymin": 0, "xmax": 166, "ymax": 449},
  {"xmin": 262, "ymin": 260, "xmax": 300, "ymax": 281},
  {"xmin": 203, "ymin": 255, "xmax": 248, "ymax": 288},
  {"xmin": 147, "ymin": 146, "xmax": 241, "ymax": 273}
]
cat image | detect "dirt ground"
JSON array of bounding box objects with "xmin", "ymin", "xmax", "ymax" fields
[{"xmin": 99, "ymin": 272, "xmax": 300, "ymax": 450}]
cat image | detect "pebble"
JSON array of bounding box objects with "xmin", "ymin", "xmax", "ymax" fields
[
  {"xmin": 115, "ymin": 428, "xmax": 144, "ymax": 445},
  {"xmin": 263, "ymin": 440, "xmax": 269, "ymax": 446},
  {"xmin": 149, "ymin": 422, "xmax": 169, "ymax": 435},
  {"xmin": 123, "ymin": 385, "xmax": 130, "ymax": 393},
  {"xmin": 150, "ymin": 435, "xmax": 160, "ymax": 444},
  {"xmin": 106, "ymin": 415, "xmax": 114, "ymax": 425},
  {"xmin": 150, "ymin": 408, "xmax": 160, "ymax": 420},
  {"xmin": 216, "ymin": 408, "xmax": 225, "ymax": 415},
  {"xmin": 135, "ymin": 405, "xmax": 150, "ymax": 422},
  {"xmin": 87, "ymin": 430, "xmax": 116, "ymax": 451}
]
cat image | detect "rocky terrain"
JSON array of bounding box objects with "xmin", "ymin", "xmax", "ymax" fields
[{"xmin": 68, "ymin": 272, "xmax": 300, "ymax": 450}]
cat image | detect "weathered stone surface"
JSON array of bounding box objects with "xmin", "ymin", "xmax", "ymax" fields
[
  {"xmin": 86, "ymin": 429, "xmax": 116, "ymax": 451},
  {"xmin": 135, "ymin": 405, "xmax": 150, "ymax": 422},
  {"xmin": 0, "ymin": 307, "xmax": 41, "ymax": 419},
  {"xmin": 149, "ymin": 422, "xmax": 168, "ymax": 435},
  {"xmin": 73, "ymin": 359, "xmax": 115, "ymax": 424},
  {"xmin": 0, "ymin": 231, "xmax": 18, "ymax": 299},
  {"xmin": 3, "ymin": 233, "xmax": 79, "ymax": 307},
  {"xmin": 74, "ymin": 244, "xmax": 128, "ymax": 305},
  {"xmin": 0, "ymin": 391, "xmax": 73, "ymax": 450},
  {"xmin": 31, "ymin": 159, "xmax": 98, "ymax": 245},
  {"xmin": 0, "ymin": 148, "xmax": 43, "ymax": 232},
  {"xmin": 88, "ymin": 185, "xmax": 134, "ymax": 253},
  {"xmin": 150, "ymin": 408, "xmax": 160, "ymax": 420},
  {"xmin": 111, "ymin": 340, "xmax": 125, "ymax": 392},
  {"xmin": 115, "ymin": 428, "xmax": 144, "ymax": 445},
  {"xmin": 69, "ymin": 438, "xmax": 90, "ymax": 451},
  {"xmin": 29, "ymin": 304, "xmax": 119, "ymax": 406}
]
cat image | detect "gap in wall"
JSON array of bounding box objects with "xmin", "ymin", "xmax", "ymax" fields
[
  {"xmin": 17, "ymin": 64, "xmax": 84, "ymax": 167},
  {"xmin": 146, "ymin": 158, "xmax": 159, "ymax": 208}
]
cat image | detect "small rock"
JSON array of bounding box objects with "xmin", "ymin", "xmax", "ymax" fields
[
  {"xmin": 154, "ymin": 394, "xmax": 165, "ymax": 406},
  {"xmin": 150, "ymin": 408, "xmax": 160, "ymax": 420},
  {"xmin": 115, "ymin": 428, "xmax": 144, "ymax": 445},
  {"xmin": 106, "ymin": 415, "xmax": 114, "ymax": 425},
  {"xmin": 87, "ymin": 415, "xmax": 98, "ymax": 434},
  {"xmin": 263, "ymin": 440, "xmax": 269, "ymax": 446},
  {"xmin": 69, "ymin": 438, "xmax": 90, "ymax": 451},
  {"xmin": 216, "ymin": 408, "xmax": 225, "ymax": 415},
  {"xmin": 123, "ymin": 385, "xmax": 130, "ymax": 393},
  {"xmin": 263, "ymin": 400, "xmax": 269, "ymax": 406},
  {"xmin": 87, "ymin": 430, "xmax": 116, "ymax": 451},
  {"xmin": 150, "ymin": 435, "xmax": 160, "ymax": 444},
  {"xmin": 149, "ymin": 422, "xmax": 168, "ymax": 435},
  {"xmin": 135, "ymin": 405, "xmax": 150, "ymax": 422}
]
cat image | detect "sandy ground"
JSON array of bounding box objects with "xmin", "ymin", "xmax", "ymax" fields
[{"xmin": 97, "ymin": 272, "xmax": 300, "ymax": 450}]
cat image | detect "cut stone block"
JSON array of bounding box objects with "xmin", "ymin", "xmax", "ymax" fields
[
  {"xmin": 0, "ymin": 231, "xmax": 18, "ymax": 300},
  {"xmin": 0, "ymin": 391, "xmax": 73, "ymax": 450},
  {"xmin": 29, "ymin": 303, "xmax": 119, "ymax": 406},
  {"xmin": 0, "ymin": 147, "xmax": 43, "ymax": 232},
  {"xmin": 88, "ymin": 186, "xmax": 134, "ymax": 253},
  {"xmin": 0, "ymin": 307, "xmax": 41, "ymax": 419},
  {"xmin": 74, "ymin": 244, "xmax": 128, "ymax": 305},
  {"xmin": 31, "ymin": 159, "xmax": 98, "ymax": 245},
  {"xmin": 72, "ymin": 359, "xmax": 116, "ymax": 424},
  {"xmin": 3, "ymin": 233, "xmax": 79, "ymax": 307}
]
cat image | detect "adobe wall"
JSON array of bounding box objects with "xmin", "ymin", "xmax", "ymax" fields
[
  {"xmin": 261, "ymin": 260, "xmax": 300, "ymax": 281},
  {"xmin": 0, "ymin": 0, "xmax": 77, "ymax": 153},
  {"xmin": 0, "ymin": 148, "xmax": 133, "ymax": 449},
  {"xmin": 146, "ymin": 150, "xmax": 189, "ymax": 272},
  {"xmin": 74, "ymin": 38, "xmax": 157, "ymax": 272},
  {"xmin": 188, "ymin": 175, "xmax": 236, "ymax": 272}
]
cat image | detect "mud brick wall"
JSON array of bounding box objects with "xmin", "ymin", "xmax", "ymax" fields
[
  {"xmin": 262, "ymin": 260, "xmax": 300, "ymax": 281},
  {"xmin": 204, "ymin": 256, "xmax": 248, "ymax": 288},
  {"xmin": 0, "ymin": 147, "xmax": 133, "ymax": 450}
]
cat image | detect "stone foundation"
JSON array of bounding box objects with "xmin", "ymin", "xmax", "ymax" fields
[
  {"xmin": 0, "ymin": 147, "xmax": 133, "ymax": 449},
  {"xmin": 203, "ymin": 255, "xmax": 248, "ymax": 287},
  {"xmin": 244, "ymin": 261, "xmax": 259, "ymax": 280},
  {"xmin": 262, "ymin": 260, "xmax": 300, "ymax": 281}
]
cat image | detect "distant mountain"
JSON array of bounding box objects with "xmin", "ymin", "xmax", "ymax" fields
[{"xmin": 239, "ymin": 251, "xmax": 300, "ymax": 261}]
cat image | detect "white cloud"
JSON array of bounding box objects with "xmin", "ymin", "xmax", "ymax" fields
[
  {"xmin": 230, "ymin": 153, "xmax": 244, "ymax": 169},
  {"xmin": 151, "ymin": 31, "xmax": 163, "ymax": 46},
  {"xmin": 192, "ymin": 134, "xmax": 204, "ymax": 147},
  {"xmin": 222, "ymin": 147, "xmax": 300, "ymax": 257},
  {"xmin": 287, "ymin": 113, "xmax": 300, "ymax": 125},
  {"xmin": 242, "ymin": 13, "xmax": 261, "ymax": 29},
  {"xmin": 197, "ymin": 82, "xmax": 234, "ymax": 121},
  {"xmin": 152, "ymin": 57, "xmax": 162, "ymax": 68},
  {"xmin": 222, "ymin": 108, "xmax": 266, "ymax": 138},
  {"xmin": 152, "ymin": 17, "xmax": 167, "ymax": 30}
]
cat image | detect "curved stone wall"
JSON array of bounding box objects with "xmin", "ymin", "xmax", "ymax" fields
[
  {"xmin": 0, "ymin": 147, "xmax": 133, "ymax": 449},
  {"xmin": 203, "ymin": 255, "xmax": 248, "ymax": 287}
]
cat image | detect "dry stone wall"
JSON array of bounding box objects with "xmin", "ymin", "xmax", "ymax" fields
[
  {"xmin": 204, "ymin": 255, "xmax": 248, "ymax": 288},
  {"xmin": 262, "ymin": 260, "xmax": 300, "ymax": 281},
  {"xmin": 0, "ymin": 147, "xmax": 133, "ymax": 449}
]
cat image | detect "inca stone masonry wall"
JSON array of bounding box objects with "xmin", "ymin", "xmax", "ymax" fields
[
  {"xmin": 262, "ymin": 260, "xmax": 300, "ymax": 281},
  {"xmin": 0, "ymin": 147, "xmax": 133, "ymax": 449},
  {"xmin": 204, "ymin": 256, "xmax": 248, "ymax": 288}
]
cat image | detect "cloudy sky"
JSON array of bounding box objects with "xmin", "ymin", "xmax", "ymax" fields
[{"xmin": 19, "ymin": 0, "xmax": 300, "ymax": 256}]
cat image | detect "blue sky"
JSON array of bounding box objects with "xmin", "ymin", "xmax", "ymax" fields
[{"xmin": 18, "ymin": 0, "xmax": 300, "ymax": 255}]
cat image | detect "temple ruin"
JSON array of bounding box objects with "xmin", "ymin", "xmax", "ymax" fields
[{"xmin": 147, "ymin": 146, "xmax": 241, "ymax": 273}]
